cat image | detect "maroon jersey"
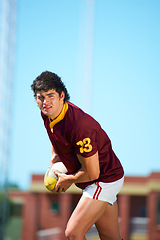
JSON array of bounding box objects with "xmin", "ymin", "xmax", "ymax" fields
[{"xmin": 41, "ymin": 102, "xmax": 124, "ymax": 189}]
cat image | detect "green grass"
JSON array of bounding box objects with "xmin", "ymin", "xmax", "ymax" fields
[{"xmin": 5, "ymin": 216, "xmax": 22, "ymax": 240}]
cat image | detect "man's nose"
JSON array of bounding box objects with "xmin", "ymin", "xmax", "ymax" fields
[{"xmin": 43, "ymin": 97, "xmax": 49, "ymax": 104}]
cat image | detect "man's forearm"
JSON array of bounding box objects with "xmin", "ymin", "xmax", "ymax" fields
[{"xmin": 67, "ymin": 168, "xmax": 98, "ymax": 184}]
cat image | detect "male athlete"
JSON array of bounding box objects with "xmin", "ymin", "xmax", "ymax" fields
[{"xmin": 31, "ymin": 71, "xmax": 124, "ymax": 240}]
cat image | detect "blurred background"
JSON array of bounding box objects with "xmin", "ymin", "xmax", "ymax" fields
[{"xmin": 0, "ymin": 0, "xmax": 160, "ymax": 239}]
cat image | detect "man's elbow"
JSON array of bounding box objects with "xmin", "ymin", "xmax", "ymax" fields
[{"xmin": 90, "ymin": 170, "xmax": 100, "ymax": 181}]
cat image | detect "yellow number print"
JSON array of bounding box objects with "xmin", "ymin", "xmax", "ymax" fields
[{"xmin": 76, "ymin": 138, "xmax": 92, "ymax": 153}]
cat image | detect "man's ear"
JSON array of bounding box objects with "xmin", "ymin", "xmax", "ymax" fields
[{"xmin": 60, "ymin": 91, "xmax": 65, "ymax": 100}]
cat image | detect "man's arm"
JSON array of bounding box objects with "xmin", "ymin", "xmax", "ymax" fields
[
  {"xmin": 54, "ymin": 151, "xmax": 100, "ymax": 192},
  {"xmin": 50, "ymin": 145, "xmax": 61, "ymax": 165},
  {"xmin": 73, "ymin": 151, "xmax": 100, "ymax": 182}
]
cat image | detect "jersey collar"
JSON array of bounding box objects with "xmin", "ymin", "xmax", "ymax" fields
[{"xmin": 49, "ymin": 102, "xmax": 68, "ymax": 132}]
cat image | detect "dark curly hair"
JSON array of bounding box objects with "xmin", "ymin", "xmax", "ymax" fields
[{"xmin": 31, "ymin": 71, "xmax": 70, "ymax": 102}]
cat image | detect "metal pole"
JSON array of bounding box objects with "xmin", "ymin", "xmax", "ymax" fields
[{"xmin": 0, "ymin": 0, "xmax": 16, "ymax": 238}]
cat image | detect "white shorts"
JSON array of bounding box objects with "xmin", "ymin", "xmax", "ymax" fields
[{"xmin": 82, "ymin": 176, "xmax": 124, "ymax": 205}]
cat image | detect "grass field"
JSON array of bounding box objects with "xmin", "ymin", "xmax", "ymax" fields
[{"xmin": 5, "ymin": 216, "xmax": 22, "ymax": 240}]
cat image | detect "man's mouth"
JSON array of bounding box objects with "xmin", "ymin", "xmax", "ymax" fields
[{"xmin": 43, "ymin": 105, "xmax": 52, "ymax": 111}]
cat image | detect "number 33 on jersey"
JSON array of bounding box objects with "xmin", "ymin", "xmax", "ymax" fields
[{"xmin": 76, "ymin": 138, "xmax": 93, "ymax": 153}]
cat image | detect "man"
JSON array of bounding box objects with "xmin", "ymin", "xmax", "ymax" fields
[{"xmin": 31, "ymin": 71, "xmax": 124, "ymax": 240}]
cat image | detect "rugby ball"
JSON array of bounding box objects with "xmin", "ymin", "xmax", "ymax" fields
[{"xmin": 44, "ymin": 162, "xmax": 67, "ymax": 191}]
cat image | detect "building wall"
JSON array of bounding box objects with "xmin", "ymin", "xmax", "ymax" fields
[{"xmin": 8, "ymin": 172, "xmax": 160, "ymax": 240}]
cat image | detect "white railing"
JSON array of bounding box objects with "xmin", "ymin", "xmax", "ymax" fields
[
  {"xmin": 37, "ymin": 227, "xmax": 62, "ymax": 240},
  {"xmin": 130, "ymin": 217, "xmax": 148, "ymax": 234}
]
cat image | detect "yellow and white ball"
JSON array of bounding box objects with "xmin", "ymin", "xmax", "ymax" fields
[{"xmin": 44, "ymin": 162, "xmax": 67, "ymax": 191}]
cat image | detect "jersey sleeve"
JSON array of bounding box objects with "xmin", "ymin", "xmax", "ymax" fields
[{"xmin": 70, "ymin": 117, "xmax": 100, "ymax": 158}]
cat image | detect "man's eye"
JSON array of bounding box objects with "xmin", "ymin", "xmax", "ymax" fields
[
  {"xmin": 49, "ymin": 95, "xmax": 54, "ymax": 98},
  {"xmin": 38, "ymin": 96, "xmax": 44, "ymax": 101}
]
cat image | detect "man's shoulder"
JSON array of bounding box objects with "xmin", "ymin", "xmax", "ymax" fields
[
  {"xmin": 67, "ymin": 102, "xmax": 80, "ymax": 110},
  {"xmin": 67, "ymin": 102, "xmax": 88, "ymax": 122},
  {"xmin": 67, "ymin": 102, "xmax": 99, "ymax": 129}
]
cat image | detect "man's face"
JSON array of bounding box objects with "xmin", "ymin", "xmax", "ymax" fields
[{"xmin": 35, "ymin": 89, "xmax": 65, "ymax": 119}]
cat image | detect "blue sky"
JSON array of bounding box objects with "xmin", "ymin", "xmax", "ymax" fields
[{"xmin": 2, "ymin": 0, "xmax": 160, "ymax": 190}]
